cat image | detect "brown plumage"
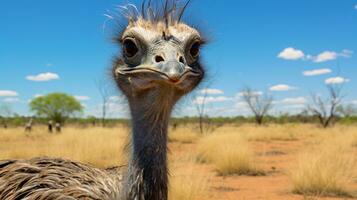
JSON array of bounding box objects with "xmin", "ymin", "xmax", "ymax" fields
[{"xmin": 0, "ymin": 158, "xmax": 123, "ymax": 200}]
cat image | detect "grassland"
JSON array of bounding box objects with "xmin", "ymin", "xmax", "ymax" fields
[{"xmin": 0, "ymin": 124, "xmax": 356, "ymax": 200}]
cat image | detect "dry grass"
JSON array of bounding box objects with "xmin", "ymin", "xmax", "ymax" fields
[
  {"xmin": 352, "ymin": 133, "xmax": 357, "ymax": 147},
  {"xmin": 207, "ymin": 124, "xmax": 308, "ymax": 142},
  {"xmin": 212, "ymin": 124, "xmax": 357, "ymax": 143},
  {"xmin": 289, "ymin": 131, "xmax": 357, "ymax": 198},
  {"xmin": 197, "ymin": 132, "xmax": 264, "ymax": 176},
  {"xmin": 1, "ymin": 124, "xmax": 357, "ymax": 199},
  {"xmin": 169, "ymin": 159, "xmax": 209, "ymax": 200},
  {"xmin": 0, "ymin": 126, "xmax": 129, "ymax": 168},
  {"xmin": 169, "ymin": 126, "xmax": 200, "ymax": 143},
  {"xmin": 244, "ymin": 125, "xmax": 300, "ymax": 141}
]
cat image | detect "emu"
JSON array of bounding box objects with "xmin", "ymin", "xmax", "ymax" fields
[{"xmin": 0, "ymin": 1, "xmax": 205, "ymax": 199}]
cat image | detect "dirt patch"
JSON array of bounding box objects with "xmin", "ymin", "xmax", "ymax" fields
[{"xmin": 171, "ymin": 135, "xmax": 357, "ymax": 200}]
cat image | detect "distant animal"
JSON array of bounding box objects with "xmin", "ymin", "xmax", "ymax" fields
[
  {"xmin": 55, "ymin": 122, "xmax": 61, "ymax": 133},
  {"xmin": 172, "ymin": 122, "xmax": 178, "ymax": 130},
  {"xmin": 24, "ymin": 118, "xmax": 33, "ymax": 132},
  {"xmin": 48, "ymin": 120, "xmax": 53, "ymax": 133},
  {"xmin": 0, "ymin": 1, "xmax": 205, "ymax": 199}
]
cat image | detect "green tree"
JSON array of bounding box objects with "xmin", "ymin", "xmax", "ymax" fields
[
  {"xmin": 87, "ymin": 115, "xmax": 97, "ymax": 126},
  {"xmin": 30, "ymin": 93, "xmax": 83, "ymax": 124}
]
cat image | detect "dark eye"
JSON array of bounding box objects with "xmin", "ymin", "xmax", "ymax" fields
[
  {"xmin": 123, "ymin": 39, "xmax": 139, "ymax": 58},
  {"xmin": 190, "ymin": 41, "xmax": 201, "ymax": 58}
]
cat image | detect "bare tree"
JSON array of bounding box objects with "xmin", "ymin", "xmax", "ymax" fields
[
  {"xmin": 307, "ymin": 85, "xmax": 343, "ymax": 128},
  {"xmin": 191, "ymin": 86, "xmax": 220, "ymax": 134},
  {"xmin": 0, "ymin": 104, "xmax": 12, "ymax": 128},
  {"xmin": 241, "ymin": 87, "xmax": 273, "ymax": 125},
  {"xmin": 193, "ymin": 89, "xmax": 209, "ymax": 134},
  {"xmin": 95, "ymin": 78, "xmax": 110, "ymax": 127}
]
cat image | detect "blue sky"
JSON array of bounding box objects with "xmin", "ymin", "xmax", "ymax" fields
[{"xmin": 1, "ymin": 0, "xmax": 357, "ymax": 118}]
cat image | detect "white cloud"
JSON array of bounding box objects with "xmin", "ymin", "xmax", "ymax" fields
[
  {"xmin": 279, "ymin": 48, "xmax": 353, "ymax": 63},
  {"xmin": 109, "ymin": 96, "xmax": 120, "ymax": 102},
  {"xmin": 235, "ymin": 101, "xmax": 249, "ymax": 109},
  {"xmin": 312, "ymin": 51, "xmax": 338, "ymax": 63},
  {"xmin": 281, "ymin": 97, "xmax": 307, "ymax": 105},
  {"xmin": 0, "ymin": 90, "xmax": 18, "ymax": 97},
  {"xmin": 281, "ymin": 104, "xmax": 306, "ymax": 109},
  {"xmin": 193, "ymin": 96, "xmax": 232, "ymax": 105},
  {"xmin": 34, "ymin": 94, "xmax": 43, "ymax": 98},
  {"xmin": 308, "ymin": 50, "xmax": 353, "ymax": 63},
  {"xmin": 26, "ymin": 72, "xmax": 60, "ymax": 82},
  {"xmin": 75, "ymin": 96, "xmax": 90, "ymax": 101},
  {"xmin": 108, "ymin": 96, "xmax": 125, "ymax": 102},
  {"xmin": 339, "ymin": 49, "xmax": 353, "ymax": 58},
  {"xmin": 86, "ymin": 98, "xmax": 129, "ymax": 118},
  {"xmin": 106, "ymin": 102, "xmax": 128, "ymax": 116},
  {"xmin": 237, "ymin": 91, "xmax": 263, "ymax": 97},
  {"xmin": 325, "ymin": 76, "xmax": 350, "ymax": 85},
  {"xmin": 199, "ymin": 88, "xmax": 224, "ymax": 95},
  {"xmin": 278, "ymin": 47, "xmax": 305, "ymax": 60},
  {"xmin": 303, "ymin": 68, "xmax": 332, "ymax": 76},
  {"xmin": 2, "ymin": 98, "xmax": 20, "ymax": 103},
  {"xmin": 269, "ymin": 84, "xmax": 296, "ymax": 91}
]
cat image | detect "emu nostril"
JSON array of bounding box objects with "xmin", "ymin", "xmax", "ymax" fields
[
  {"xmin": 155, "ymin": 56, "xmax": 165, "ymax": 63},
  {"xmin": 179, "ymin": 56, "xmax": 185, "ymax": 64},
  {"xmin": 162, "ymin": 61, "xmax": 185, "ymax": 83}
]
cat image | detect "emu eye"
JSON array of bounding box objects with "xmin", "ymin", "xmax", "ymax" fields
[
  {"xmin": 123, "ymin": 39, "xmax": 139, "ymax": 58},
  {"xmin": 190, "ymin": 41, "xmax": 201, "ymax": 58}
]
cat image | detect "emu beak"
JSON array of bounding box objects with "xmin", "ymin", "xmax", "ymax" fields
[
  {"xmin": 115, "ymin": 62, "xmax": 201, "ymax": 83},
  {"xmin": 114, "ymin": 60, "xmax": 202, "ymax": 92},
  {"xmin": 160, "ymin": 61, "xmax": 185, "ymax": 83}
]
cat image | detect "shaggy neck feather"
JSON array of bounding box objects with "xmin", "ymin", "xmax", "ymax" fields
[{"xmin": 125, "ymin": 89, "xmax": 178, "ymax": 200}]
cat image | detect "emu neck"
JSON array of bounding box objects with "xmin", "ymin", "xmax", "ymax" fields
[{"xmin": 125, "ymin": 90, "xmax": 178, "ymax": 200}]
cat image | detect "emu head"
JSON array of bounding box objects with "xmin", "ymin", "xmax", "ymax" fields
[{"xmin": 113, "ymin": 1, "xmax": 205, "ymax": 103}]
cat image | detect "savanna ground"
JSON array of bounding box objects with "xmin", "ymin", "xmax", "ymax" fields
[{"xmin": 0, "ymin": 124, "xmax": 356, "ymax": 200}]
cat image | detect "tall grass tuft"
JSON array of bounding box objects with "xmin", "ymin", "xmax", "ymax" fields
[
  {"xmin": 169, "ymin": 161, "xmax": 209, "ymax": 200},
  {"xmin": 197, "ymin": 133, "xmax": 264, "ymax": 176},
  {"xmin": 289, "ymin": 135, "xmax": 356, "ymax": 197}
]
